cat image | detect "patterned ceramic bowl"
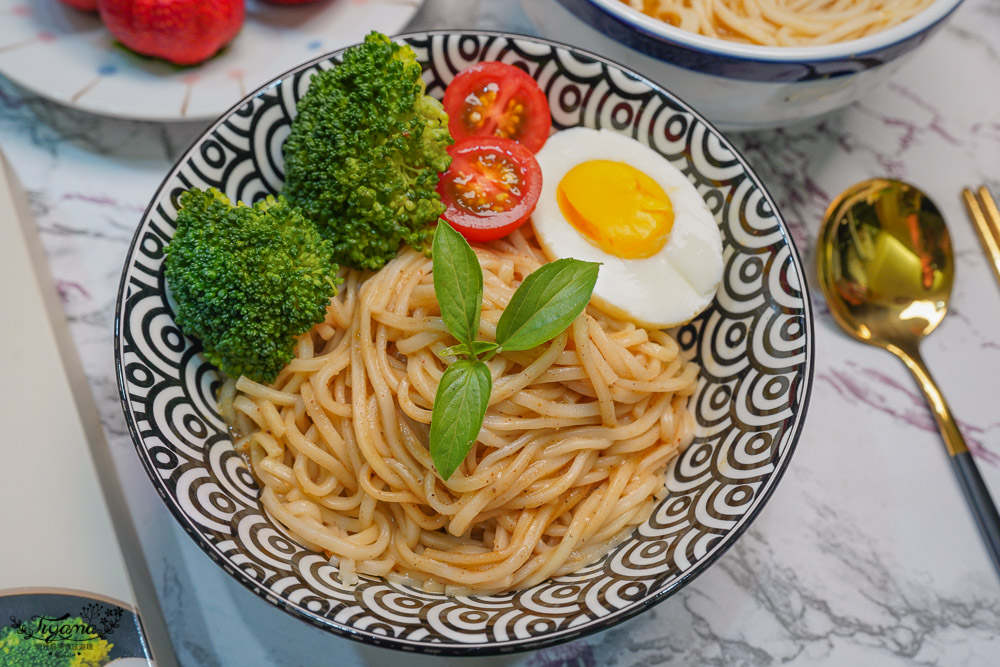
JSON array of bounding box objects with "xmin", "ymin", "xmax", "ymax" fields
[{"xmin": 115, "ymin": 31, "xmax": 813, "ymax": 654}]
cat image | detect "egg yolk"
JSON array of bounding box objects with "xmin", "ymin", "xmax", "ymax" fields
[{"xmin": 556, "ymin": 160, "xmax": 674, "ymax": 259}]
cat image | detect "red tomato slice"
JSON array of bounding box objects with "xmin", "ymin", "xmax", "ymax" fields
[
  {"xmin": 437, "ymin": 137, "xmax": 543, "ymax": 243},
  {"xmin": 443, "ymin": 61, "xmax": 552, "ymax": 154}
]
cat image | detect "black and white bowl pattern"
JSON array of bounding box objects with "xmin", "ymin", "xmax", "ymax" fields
[{"xmin": 115, "ymin": 31, "xmax": 813, "ymax": 654}]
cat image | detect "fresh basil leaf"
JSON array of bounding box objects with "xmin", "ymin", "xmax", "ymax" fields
[
  {"xmin": 495, "ymin": 258, "xmax": 600, "ymax": 352},
  {"xmin": 432, "ymin": 222, "xmax": 483, "ymax": 348},
  {"xmin": 468, "ymin": 340, "xmax": 499, "ymax": 357},
  {"xmin": 439, "ymin": 340, "xmax": 498, "ymax": 359},
  {"xmin": 439, "ymin": 342, "xmax": 473, "ymax": 358},
  {"xmin": 429, "ymin": 360, "xmax": 492, "ymax": 480}
]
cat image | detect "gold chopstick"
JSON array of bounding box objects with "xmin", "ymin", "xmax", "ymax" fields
[{"xmin": 962, "ymin": 185, "xmax": 1000, "ymax": 288}]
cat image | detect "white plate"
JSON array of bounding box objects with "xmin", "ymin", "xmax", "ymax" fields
[{"xmin": 0, "ymin": 0, "xmax": 423, "ymax": 121}]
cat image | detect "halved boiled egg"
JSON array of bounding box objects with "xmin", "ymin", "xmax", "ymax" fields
[{"xmin": 531, "ymin": 128, "xmax": 723, "ymax": 328}]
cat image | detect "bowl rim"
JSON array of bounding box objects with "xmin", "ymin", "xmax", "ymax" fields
[
  {"xmin": 113, "ymin": 28, "xmax": 815, "ymax": 655},
  {"xmin": 585, "ymin": 0, "xmax": 964, "ymax": 62}
]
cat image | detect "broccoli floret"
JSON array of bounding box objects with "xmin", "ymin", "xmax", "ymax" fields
[
  {"xmin": 282, "ymin": 31, "xmax": 453, "ymax": 270},
  {"xmin": 164, "ymin": 188, "xmax": 341, "ymax": 383},
  {"xmin": 0, "ymin": 621, "xmax": 112, "ymax": 667}
]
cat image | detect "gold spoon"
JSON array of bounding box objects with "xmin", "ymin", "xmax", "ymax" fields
[{"xmin": 817, "ymin": 178, "xmax": 1000, "ymax": 576}]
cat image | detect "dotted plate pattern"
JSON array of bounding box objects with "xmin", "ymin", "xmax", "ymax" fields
[{"xmin": 115, "ymin": 31, "xmax": 813, "ymax": 655}]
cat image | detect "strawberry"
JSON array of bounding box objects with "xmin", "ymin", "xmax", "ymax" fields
[
  {"xmin": 98, "ymin": 0, "xmax": 245, "ymax": 66},
  {"xmin": 59, "ymin": 0, "xmax": 99, "ymax": 10}
]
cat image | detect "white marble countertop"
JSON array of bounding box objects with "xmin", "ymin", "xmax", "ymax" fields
[{"xmin": 2, "ymin": 0, "xmax": 999, "ymax": 664}]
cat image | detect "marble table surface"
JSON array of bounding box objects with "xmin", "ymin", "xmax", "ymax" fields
[{"xmin": 2, "ymin": 0, "xmax": 999, "ymax": 664}]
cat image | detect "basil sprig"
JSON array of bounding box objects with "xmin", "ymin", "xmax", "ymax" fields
[
  {"xmin": 427, "ymin": 360, "xmax": 493, "ymax": 481},
  {"xmin": 431, "ymin": 219, "xmax": 484, "ymax": 348},
  {"xmin": 429, "ymin": 223, "xmax": 599, "ymax": 479},
  {"xmin": 495, "ymin": 258, "xmax": 601, "ymax": 352}
]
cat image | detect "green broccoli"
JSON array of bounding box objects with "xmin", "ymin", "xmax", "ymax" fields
[
  {"xmin": 0, "ymin": 621, "xmax": 112, "ymax": 667},
  {"xmin": 282, "ymin": 31, "xmax": 453, "ymax": 270},
  {"xmin": 164, "ymin": 188, "xmax": 341, "ymax": 383}
]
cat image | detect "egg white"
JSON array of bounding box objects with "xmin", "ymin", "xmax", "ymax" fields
[{"xmin": 531, "ymin": 127, "xmax": 723, "ymax": 328}]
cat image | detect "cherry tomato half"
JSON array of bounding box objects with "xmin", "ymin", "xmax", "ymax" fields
[
  {"xmin": 437, "ymin": 137, "xmax": 543, "ymax": 242},
  {"xmin": 443, "ymin": 61, "xmax": 552, "ymax": 154}
]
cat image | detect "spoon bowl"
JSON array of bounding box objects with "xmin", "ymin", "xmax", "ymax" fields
[
  {"xmin": 818, "ymin": 178, "xmax": 953, "ymax": 348},
  {"xmin": 817, "ymin": 178, "xmax": 1000, "ymax": 576}
]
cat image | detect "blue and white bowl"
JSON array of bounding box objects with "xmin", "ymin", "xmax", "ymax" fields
[
  {"xmin": 115, "ymin": 31, "xmax": 813, "ymax": 654},
  {"xmin": 522, "ymin": 0, "xmax": 964, "ymax": 131}
]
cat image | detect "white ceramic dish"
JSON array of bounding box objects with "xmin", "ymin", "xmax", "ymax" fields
[
  {"xmin": 0, "ymin": 0, "xmax": 423, "ymax": 122},
  {"xmin": 521, "ymin": 0, "xmax": 964, "ymax": 131}
]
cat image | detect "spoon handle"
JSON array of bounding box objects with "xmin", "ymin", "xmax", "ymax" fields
[
  {"xmin": 952, "ymin": 453, "xmax": 1000, "ymax": 575},
  {"xmin": 890, "ymin": 343, "xmax": 1000, "ymax": 577}
]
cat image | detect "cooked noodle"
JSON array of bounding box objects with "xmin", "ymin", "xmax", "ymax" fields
[
  {"xmin": 622, "ymin": 0, "xmax": 935, "ymax": 46},
  {"xmin": 225, "ymin": 228, "xmax": 698, "ymax": 594}
]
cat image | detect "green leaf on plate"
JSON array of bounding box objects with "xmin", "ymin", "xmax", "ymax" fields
[
  {"xmin": 468, "ymin": 340, "xmax": 499, "ymax": 357},
  {"xmin": 432, "ymin": 222, "xmax": 483, "ymax": 349},
  {"xmin": 429, "ymin": 359, "xmax": 493, "ymax": 480},
  {"xmin": 495, "ymin": 258, "xmax": 600, "ymax": 352},
  {"xmin": 438, "ymin": 341, "xmax": 498, "ymax": 359},
  {"xmin": 439, "ymin": 342, "xmax": 472, "ymax": 359}
]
